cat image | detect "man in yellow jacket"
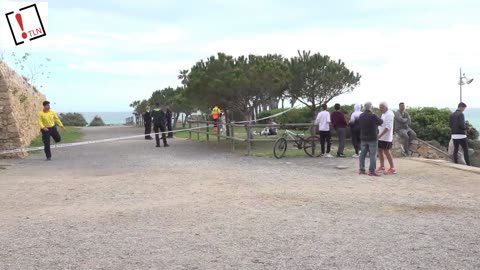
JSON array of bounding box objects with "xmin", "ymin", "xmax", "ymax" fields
[{"xmin": 38, "ymin": 101, "xmax": 64, "ymax": 160}]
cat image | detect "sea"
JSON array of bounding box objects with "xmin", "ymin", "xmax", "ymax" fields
[
  {"xmin": 458, "ymin": 108, "xmax": 480, "ymax": 131},
  {"xmin": 63, "ymin": 112, "xmax": 134, "ymax": 125}
]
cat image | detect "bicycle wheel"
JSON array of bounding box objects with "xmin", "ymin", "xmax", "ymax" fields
[
  {"xmin": 273, "ymin": 137, "xmax": 287, "ymax": 159},
  {"xmin": 304, "ymin": 135, "xmax": 321, "ymax": 157}
]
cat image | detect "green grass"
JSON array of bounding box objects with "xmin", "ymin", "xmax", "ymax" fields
[
  {"xmin": 174, "ymin": 123, "xmax": 356, "ymax": 158},
  {"xmin": 30, "ymin": 127, "xmax": 84, "ymax": 147}
]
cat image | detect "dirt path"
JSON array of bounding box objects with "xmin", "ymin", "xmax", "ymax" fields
[{"xmin": 1, "ymin": 126, "xmax": 479, "ymax": 270}]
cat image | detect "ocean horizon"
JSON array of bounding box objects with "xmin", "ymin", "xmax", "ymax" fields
[{"xmin": 59, "ymin": 112, "xmax": 134, "ymax": 125}]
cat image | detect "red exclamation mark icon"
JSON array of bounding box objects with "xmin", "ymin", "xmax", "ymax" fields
[{"xmin": 15, "ymin": 13, "xmax": 27, "ymax": 39}]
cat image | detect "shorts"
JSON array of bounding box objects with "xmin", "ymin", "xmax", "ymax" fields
[{"xmin": 378, "ymin": 140, "xmax": 392, "ymax": 150}]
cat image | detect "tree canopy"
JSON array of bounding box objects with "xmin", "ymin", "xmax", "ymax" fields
[
  {"xmin": 288, "ymin": 50, "xmax": 361, "ymax": 118},
  {"xmin": 130, "ymin": 50, "xmax": 361, "ymax": 122}
]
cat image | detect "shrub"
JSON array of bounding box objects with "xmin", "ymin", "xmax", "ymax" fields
[
  {"xmin": 89, "ymin": 116, "xmax": 106, "ymax": 126},
  {"xmin": 407, "ymin": 107, "xmax": 479, "ymax": 147},
  {"xmin": 328, "ymin": 104, "xmax": 355, "ymax": 116},
  {"xmin": 466, "ymin": 121, "xmax": 479, "ymax": 141},
  {"xmin": 408, "ymin": 107, "xmax": 452, "ymax": 146},
  {"xmin": 60, "ymin": 113, "xmax": 87, "ymax": 126},
  {"xmin": 258, "ymin": 107, "xmax": 312, "ymax": 124}
]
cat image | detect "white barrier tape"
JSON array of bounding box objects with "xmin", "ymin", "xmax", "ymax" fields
[
  {"xmin": 0, "ymin": 125, "xmax": 208, "ymax": 156},
  {"xmin": 235, "ymin": 104, "xmax": 301, "ymax": 124}
]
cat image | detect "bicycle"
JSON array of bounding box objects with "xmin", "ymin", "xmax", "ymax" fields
[{"xmin": 273, "ymin": 128, "xmax": 320, "ymax": 159}]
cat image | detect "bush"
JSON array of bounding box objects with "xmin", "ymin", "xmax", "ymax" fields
[
  {"xmin": 258, "ymin": 107, "xmax": 312, "ymax": 125},
  {"xmin": 60, "ymin": 113, "xmax": 87, "ymax": 126},
  {"xmin": 89, "ymin": 116, "xmax": 106, "ymax": 126},
  {"xmin": 328, "ymin": 104, "xmax": 355, "ymax": 116},
  {"xmin": 408, "ymin": 107, "xmax": 452, "ymax": 146},
  {"xmin": 466, "ymin": 121, "xmax": 479, "ymax": 142},
  {"xmin": 407, "ymin": 107, "xmax": 478, "ymax": 147}
]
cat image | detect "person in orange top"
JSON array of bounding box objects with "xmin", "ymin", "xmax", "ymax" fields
[
  {"xmin": 211, "ymin": 105, "xmax": 221, "ymax": 130},
  {"xmin": 37, "ymin": 101, "xmax": 64, "ymax": 160}
]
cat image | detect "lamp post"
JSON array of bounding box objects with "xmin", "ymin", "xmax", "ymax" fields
[{"xmin": 459, "ymin": 68, "xmax": 474, "ymax": 103}]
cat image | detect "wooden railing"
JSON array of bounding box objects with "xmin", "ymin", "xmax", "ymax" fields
[{"xmin": 186, "ymin": 120, "xmax": 317, "ymax": 156}]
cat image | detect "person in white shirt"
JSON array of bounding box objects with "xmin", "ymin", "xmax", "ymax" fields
[
  {"xmin": 377, "ymin": 102, "xmax": 396, "ymax": 174},
  {"xmin": 315, "ymin": 104, "xmax": 332, "ymax": 158}
]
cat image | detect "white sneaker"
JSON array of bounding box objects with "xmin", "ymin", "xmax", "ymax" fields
[
  {"xmin": 324, "ymin": 153, "xmax": 333, "ymax": 158},
  {"xmin": 352, "ymin": 154, "xmax": 359, "ymax": 158}
]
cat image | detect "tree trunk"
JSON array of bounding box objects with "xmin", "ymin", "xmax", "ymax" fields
[
  {"xmin": 173, "ymin": 113, "xmax": 180, "ymax": 130},
  {"xmin": 182, "ymin": 113, "xmax": 191, "ymax": 128}
]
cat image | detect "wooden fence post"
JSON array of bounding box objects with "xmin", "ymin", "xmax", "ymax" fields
[
  {"xmin": 231, "ymin": 123, "xmax": 235, "ymax": 153},
  {"xmin": 189, "ymin": 122, "xmax": 192, "ymax": 140},
  {"xmin": 246, "ymin": 123, "xmax": 251, "ymax": 156},
  {"xmin": 206, "ymin": 122, "xmax": 210, "ymax": 143}
]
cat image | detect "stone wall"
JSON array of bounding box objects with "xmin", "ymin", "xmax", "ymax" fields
[
  {"xmin": 392, "ymin": 135, "xmax": 449, "ymax": 160},
  {"xmin": 0, "ymin": 61, "xmax": 46, "ymax": 158}
]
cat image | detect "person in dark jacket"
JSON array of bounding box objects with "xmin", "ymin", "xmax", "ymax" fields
[
  {"xmin": 143, "ymin": 106, "xmax": 153, "ymax": 140},
  {"xmin": 331, "ymin": 103, "xmax": 348, "ymax": 157},
  {"xmin": 358, "ymin": 102, "xmax": 384, "ymax": 176},
  {"xmin": 165, "ymin": 105, "xmax": 173, "ymax": 138},
  {"xmin": 151, "ymin": 103, "xmax": 169, "ymax": 148},
  {"xmin": 449, "ymin": 102, "xmax": 470, "ymax": 166}
]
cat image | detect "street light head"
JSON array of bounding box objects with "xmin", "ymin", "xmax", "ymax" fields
[{"xmin": 466, "ymin": 78, "xmax": 474, "ymax": 84}]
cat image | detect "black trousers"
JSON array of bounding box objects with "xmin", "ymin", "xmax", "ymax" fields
[
  {"xmin": 41, "ymin": 126, "xmax": 61, "ymax": 158},
  {"xmin": 351, "ymin": 127, "xmax": 361, "ymax": 155},
  {"xmin": 453, "ymin": 138, "xmax": 470, "ymax": 166},
  {"xmin": 145, "ymin": 121, "xmax": 152, "ymax": 139},
  {"xmin": 319, "ymin": 130, "xmax": 331, "ymax": 154},
  {"xmin": 166, "ymin": 119, "xmax": 173, "ymax": 138},
  {"xmin": 154, "ymin": 123, "xmax": 167, "ymax": 146}
]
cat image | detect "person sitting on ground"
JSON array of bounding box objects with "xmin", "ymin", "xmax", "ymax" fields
[
  {"xmin": 394, "ymin": 102, "xmax": 416, "ymax": 156},
  {"xmin": 260, "ymin": 120, "xmax": 278, "ymax": 136}
]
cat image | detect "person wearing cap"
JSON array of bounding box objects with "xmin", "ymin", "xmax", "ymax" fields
[
  {"xmin": 143, "ymin": 106, "xmax": 153, "ymax": 140},
  {"xmin": 37, "ymin": 101, "xmax": 64, "ymax": 160}
]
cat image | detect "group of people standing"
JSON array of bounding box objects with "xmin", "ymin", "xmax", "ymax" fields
[
  {"xmin": 315, "ymin": 101, "xmax": 418, "ymax": 176},
  {"xmin": 143, "ymin": 104, "xmax": 172, "ymax": 148},
  {"xmin": 315, "ymin": 101, "xmax": 473, "ymax": 176}
]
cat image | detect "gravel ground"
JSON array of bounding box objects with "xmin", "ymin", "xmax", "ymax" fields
[{"xmin": 1, "ymin": 126, "xmax": 479, "ymax": 270}]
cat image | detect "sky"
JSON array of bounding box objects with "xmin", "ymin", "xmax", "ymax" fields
[{"xmin": 1, "ymin": 0, "xmax": 480, "ymax": 112}]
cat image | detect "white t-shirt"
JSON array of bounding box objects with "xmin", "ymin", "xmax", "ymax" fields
[
  {"xmin": 452, "ymin": 134, "xmax": 467, "ymax": 139},
  {"xmin": 379, "ymin": 110, "xmax": 394, "ymax": 142},
  {"xmin": 316, "ymin": 111, "xmax": 331, "ymax": 131}
]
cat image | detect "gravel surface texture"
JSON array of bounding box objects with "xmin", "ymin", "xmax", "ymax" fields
[{"xmin": 1, "ymin": 126, "xmax": 479, "ymax": 270}]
